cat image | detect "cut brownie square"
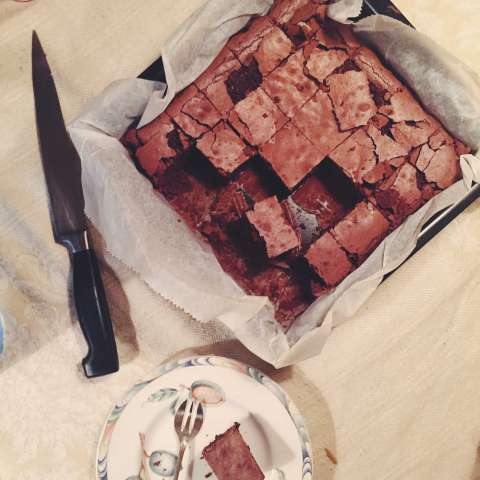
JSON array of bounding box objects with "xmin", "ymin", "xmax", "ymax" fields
[
  {"xmin": 259, "ymin": 122, "xmax": 325, "ymax": 189},
  {"xmin": 262, "ymin": 50, "xmax": 317, "ymax": 118},
  {"xmin": 375, "ymin": 162, "xmax": 423, "ymax": 225},
  {"xmin": 288, "ymin": 157, "xmax": 360, "ymax": 247},
  {"xmin": 163, "ymin": 84, "xmax": 222, "ymax": 139},
  {"xmin": 366, "ymin": 125, "xmax": 410, "ymax": 163},
  {"xmin": 137, "ymin": 111, "xmax": 175, "ymax": 145},
  {"xmin": 411, "ymin": 143, "xmax": 435, "ymax": 171},
  {"xmin": 178, "ymin": 93, "xmax": 222, "ymax": 138},
  {"xmin": 195, "ymin": 45, "xmax": 242, "ymax": 117},
  {"xmin": 164, "ymin": 84, "xmax": 197, "ymax": 118},
  {"xmin": 334, "ymin": 22, "xmax": 362, "ymax": 50},
  {"xmin": 363, "ymin": 160, "xmax": 398, "ymax": 187},
  {"xmin": 429, "ymin": 129, "xmax": 454, "ymax": 150},
  {"xmin": 246, "ymin": 196, "xmax": 300, "ymax": 258},
  {"xmin": 314, "ymin": 22, "xmax": 347, "ymax": 50},
  {"xmin": 305, "ymin": 231, "xmax": 353, "ymax": 286},
  {"xmin": 305, "ymin": 48, "xmax": 349, "ymax": 82},
  {"xmin": 421, "ymin": 144, "xmax": 461, "ymax": 189},
  {"xmin": 210, "ymin": 167, "xmax": 271, "ymax": 225},
  {"xmin": 197, "ymin": 122, "xmax": 254, "ymax": 176},
  {"xmin": 333, "ymin": 201, "xmax": 390, "ymax": 260},
  {"xmin": 327, "ymin": 70, "xmax": 377, "ymax": 130},
  {"xmin": 330, "ymin": 128, "xmax": 377, "ymax": 185},
  {"xmin": 230, "ymin": 17, "xmax": 293, "ymax": 75},
  {"xmin": 391, "ymin": 120, "xmax": 437, "ymax": 150},
  {"xmin": 155, "ymin": 165, "xmax": 218, "ymax": 231},
  {"xmin": 352, "ymin": 47, "xmax": 403, "ymax": 96},
  {"xmin": 202, "ymin": 423, "xmax": 264, "ymax": 480},
  {"xmin": 228, "ymin": 16, "xmax": 275, "ymax": 64},
  {"xmin": 292, "ymin": 90, "xmax": 351, "ymax": 158},
  {"xmin": 253, "ymin": 26, "xmax": 294, "ymax": 75},
  {"xmin": 380, "ymin": 89, "xmax": 427, "ymax": 123},
  {"xmin": 136, "ymin": 118, "xmax": 189, "ymax": 176},
  {"xmin": 269, "ymin": 0, "xmax": 313, "ymax": 25},
  {"xmin": 249, "ymin": 266, "xmax": 311, "ymax": 330},
  {"xmin": 281, "ymin": 3, "xmax": 327, "ymax": 47},
  {"xmin": 232, "ymin": 87, "xmax": 288, "ymax": 145}
]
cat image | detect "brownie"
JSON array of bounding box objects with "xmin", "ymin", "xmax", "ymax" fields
[
  {"xmin": 197, "ymin": 122, "xmax": 254, "ymax": 175},
  {"xmin": 327, "ymin": 70, "xmax": 377, "ymax": 130},
  {"xmin": 306, "ymin": 48, "xmax": 349, "ymax": 82},
  {"xmin": 292, "ymin": 90, "xmax": 351, "ymax": 158},
  {"xmin": 260, "ymin": 122, "xmax": 324, "ymax": 189},
  {"xmin": 366, "ymin": 124, "xmax": 410, "ymax": 163},
  {"xmin": 232, "ymin": 87, "xmax": 288, "ymax": 145},
  {"xmin": 305, "ymin": 231, "xmax": 353, "ymax": 286},
  {"xmin": 352, "ymin": 46, "xmax": 403, "ymax": 96},
  {"xmin": 209, "ymin": 167, "xmax": 270, "ymax": 225},
  {"xmin": 154, "ymin": 164, "xmax": 218, "ymax": 231},
  {"xmin": 135, "ymin": 115, "xmax": 189, "ymax": 176},
  {"xmin": 329, "ymin": 128, "xmax": 377, "ymax": 184},
  {"xmin": 202, "ymin": 423, "xmax": 264, "ymax": 480},
  {"xmin": 246, "ymin": 196, "xmax": 300, "ymax": 258},
  {"xmin": 333, "ymin": 201, "xmax": 390, "ymax": 261},
  {"xmin": 124, "ymin": 0, "xmax": 470, "ymax": 330},
  {"xmin": 380, "ymin": 89, "xmax": 428, "ymax": 122},
  {"xmin": 269, "ymin": 0, "xmax": 312, "ymax": 24},
  {"xmin": 262, "ymin": 50, "xmax": 317, "ymax": 118},
  {"xmin": 391, "ymin": 120, "xmax": 437, "ymax": 150},
  {"xmin": 195, "ymin": 46, "xmax": 242, "ymax": 117},
  {"xmin": 253, "ymin": 26, "xmax": 294, "ymax": 75},
  {"xmin": 375, "ymin": 163, "xmax": 424, "ymax": 226},
  {"xmin": 250, "ymin": 265, "xmax": 312, "ymax": 330},
  {"xmin": 228, "ymin": 16, "xmax": 276, "ymax": 64}
]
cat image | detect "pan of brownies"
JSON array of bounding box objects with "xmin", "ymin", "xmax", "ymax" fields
[
  {"xmin": 68, "ymin": 0, "xmax": 480, "ymax": 366},
  {"xmin": 122, "ymin": 0, "xmax": 476, "ymax": 332}
]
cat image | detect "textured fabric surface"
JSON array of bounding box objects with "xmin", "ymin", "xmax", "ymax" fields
[{"xmin": 0, "ymin": 1, "xmax": 479, "ymax": 479}]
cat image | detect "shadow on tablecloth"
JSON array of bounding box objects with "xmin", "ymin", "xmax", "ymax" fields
[{"xmin": 0, "ymin": 222, "xmax": 140, "ymax": 374}]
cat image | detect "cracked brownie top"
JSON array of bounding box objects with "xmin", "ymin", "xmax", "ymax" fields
[{"xmin": 122, "ymin": 0, "xmax": 470, "ymax": 330}]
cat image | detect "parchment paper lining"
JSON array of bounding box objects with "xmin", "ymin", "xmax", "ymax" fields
[{"xmin": 69, "ymin": 0, "xmax": 480, "ymax": 367}]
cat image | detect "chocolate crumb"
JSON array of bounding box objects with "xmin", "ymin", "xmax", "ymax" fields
[{"xmin": 325, "ymin": 447, "xmax": 338, "ymax": 465}]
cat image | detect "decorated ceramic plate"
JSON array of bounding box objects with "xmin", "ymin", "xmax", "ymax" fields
[{"xmin": 96, "ymin": 356, "xmax": 312, "ymax": 480}]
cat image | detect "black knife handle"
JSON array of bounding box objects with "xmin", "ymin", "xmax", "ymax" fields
[{"xmin": 71, "ymin": 248, "xmax": 119, "ymax": 378}]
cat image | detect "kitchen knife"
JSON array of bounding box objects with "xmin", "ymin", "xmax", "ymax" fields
[{"xmin": 32, "ymin": 31, "xmax": 119, "ymax": 378}]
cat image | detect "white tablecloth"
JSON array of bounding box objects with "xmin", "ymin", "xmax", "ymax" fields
[{"xmin": 1, "ymin": 1, "xmax": 480, "ymax": 478}]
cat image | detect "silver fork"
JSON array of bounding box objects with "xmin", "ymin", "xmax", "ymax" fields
[{"xmin": 173, "ymin": 397, "xmax": 204, "ymax": 480}]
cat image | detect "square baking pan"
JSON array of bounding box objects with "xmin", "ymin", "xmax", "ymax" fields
[{"xmin": 137, "ymin": 0, "xmax": 480, "ymax": 280}]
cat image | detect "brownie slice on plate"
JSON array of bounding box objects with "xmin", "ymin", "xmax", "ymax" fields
[{"xmin": 202, "ymin": 423, "xmax": 265, "ymax": 480}]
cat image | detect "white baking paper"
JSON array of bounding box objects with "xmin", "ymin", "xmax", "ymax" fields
[{"xmin": 69, "ymin": 0, "xmax": 480, "ymax": 367}]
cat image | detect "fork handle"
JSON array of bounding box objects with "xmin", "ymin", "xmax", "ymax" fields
[{"xmin": 173, "ymin": 441, "xmax": 187, "ymax": 480}]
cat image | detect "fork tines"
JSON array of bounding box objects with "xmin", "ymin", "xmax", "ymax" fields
[{"xmin": 176, "ymin": 398, "xmax": 202, "ymax": 436}]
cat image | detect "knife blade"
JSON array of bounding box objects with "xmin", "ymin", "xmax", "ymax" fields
[{"xmin": 32, "ymin": 31, "xmax": 119, "ymax": 378}]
